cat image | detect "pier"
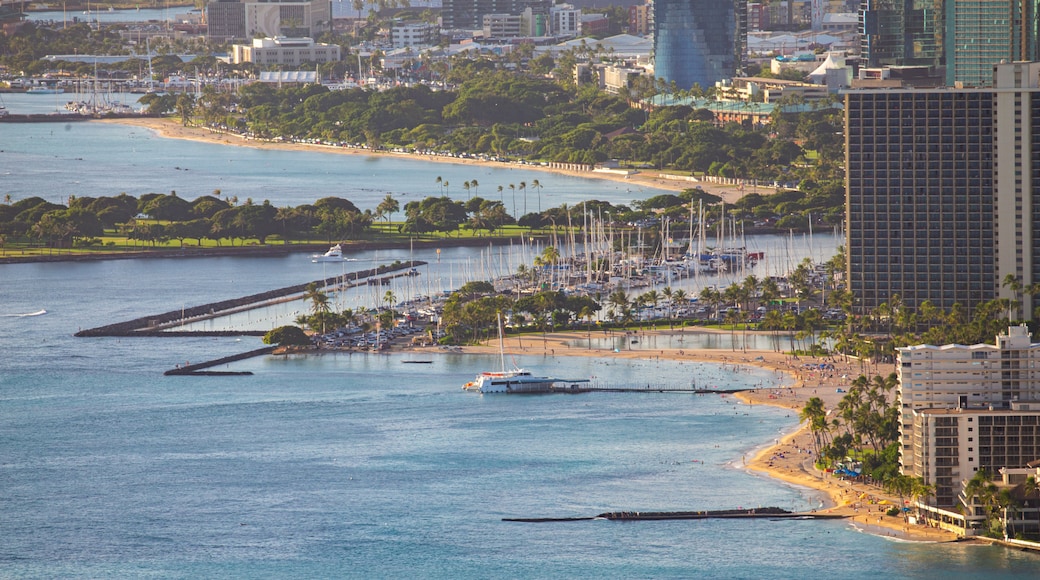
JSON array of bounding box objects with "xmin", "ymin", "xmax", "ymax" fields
[
  {"xmin": 550, "ymin": 383, "xmax": 747, "ymax": 395},
  {"xmin": 503, "ymin": 507, "xmax": 846, "ymax": 523},
  {"xmin": 163, "ymin": 347, "xmax": 276, "ymax": 376}
]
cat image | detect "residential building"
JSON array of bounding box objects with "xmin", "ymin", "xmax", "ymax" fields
[
  {"xmin": 909, "ymin": 406, "xmax": 1040, "ymax": 507},
  {"xmin": 747, "ymin": 3, "xmax": 769, "ymax": 32},
  {"xmin": 845, "ymin": 87, "xmax": 996, "ymax": 316},
  {"xmin": 206, "ymin": 0, "xmax": 332, "ymax": 42},
  {"xmin": 653, "ymin": 0, "xmax": 746, "ymax": 90},
  {"xmin": 628, "ymin": 1, "xmax": 652, "ymax": 36},
  {"xmin": 846, "ymin": 61, "xmax": 1040, "ymax": 318},
  {"xmin": 551, "ymin": 4, "xmax": 581, "ymax": 37},
  {"xmin": 231, "ymin": 37, "xmax": 341, "ymax": 66},
  {"xmin": 391, "ymin": 21, "xmax": 440, "ymax": 48}
]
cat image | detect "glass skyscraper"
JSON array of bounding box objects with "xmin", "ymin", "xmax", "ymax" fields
[
  {"xmin": 859, "ymin": 0, "xmax": 943, "ymax": 68},
  {"xmin": 653, "ymin": 0, "xmax": 745, "ymax": 91}
]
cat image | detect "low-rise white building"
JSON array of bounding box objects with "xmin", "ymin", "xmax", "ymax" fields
[
  {"xmin": 550, "ymin": 3, "xmax": 581, "ymax": 37},
  {"xmin": 231, "ymin": 37, "xmax": 341, "ymax": 66},
  {"xmin": 392, "ymin": 21, "xmax": 440, "ymax": 48},
  {"xmin": 482, "ymin": 13, "xmax": 522, "ymax": 39}
]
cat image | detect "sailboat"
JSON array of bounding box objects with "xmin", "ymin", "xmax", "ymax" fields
[{"xmin": 462, "ymin": 313, "xmax": 556, "ymax": 394}]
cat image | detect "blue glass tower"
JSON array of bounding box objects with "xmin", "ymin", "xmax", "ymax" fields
[{"xmin": 654, "ymin": 0, "xmax": 746, "ymax": 91}]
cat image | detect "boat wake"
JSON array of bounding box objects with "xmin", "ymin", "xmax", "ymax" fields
[{"xmin": 2, "ymin": 309, "xmax": 47, "ymax": 317}]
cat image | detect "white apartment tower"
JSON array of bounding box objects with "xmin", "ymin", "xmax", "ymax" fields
[{"xmin": 897, "ymin": 325, "xmax": 1040, "ymax": 505}]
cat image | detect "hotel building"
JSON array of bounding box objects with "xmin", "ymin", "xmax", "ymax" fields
[
  {"xmin": 845, "ymin": 61, "xmax": 1040, "ymax": 318},
  {"xmin": 898, "ymin": 325, "xmax": 1040, "ymax": 505}
]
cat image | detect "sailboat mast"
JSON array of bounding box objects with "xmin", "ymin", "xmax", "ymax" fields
[{"xmin": 497, "ymin": 312, "xmax": 506, "ymax": 372}]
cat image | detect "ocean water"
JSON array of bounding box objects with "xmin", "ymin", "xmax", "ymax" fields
[{"xmin": 3, "ymin": 257, "xmax": 1040, "ymax": 577}]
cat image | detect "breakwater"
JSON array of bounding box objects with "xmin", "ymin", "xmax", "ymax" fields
[
  {"xmin": 164, "ymin": 346, "xmax": 275, "ymax": 376},
  {"xmin": 503, "ymin": 507, "xmax": 846, "ymax": 523},
  {"xmin": 74, "ymin": 260, "xmax": 425, "ymax": 337}
]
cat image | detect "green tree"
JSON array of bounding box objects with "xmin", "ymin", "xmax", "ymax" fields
[{"xmin": 263, "ymin": 325, "xmax": 312, "ymax": 346}]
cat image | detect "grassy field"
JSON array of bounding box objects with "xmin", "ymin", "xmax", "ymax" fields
[{"xmin": 0, "ymin": 222, "xmax": 557, "ymax": 258}]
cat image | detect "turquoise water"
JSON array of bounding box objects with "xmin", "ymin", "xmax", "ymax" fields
[{"xmin": 3, "ymin": 257, "xmax": 1040, "ymax": 577}]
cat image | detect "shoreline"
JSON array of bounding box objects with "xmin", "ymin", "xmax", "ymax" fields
[
  {"xmin": 409, "ymin": 327, "xmax": 961, "ymax": 543},
  {"xmin": 98, "ymin": 117, "xmax": 756, "ymax": 205}
]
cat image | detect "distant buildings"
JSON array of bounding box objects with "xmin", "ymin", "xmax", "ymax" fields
[
  {"xmin": 441, "ymin": 0, "xmax": 550, "ymax": 31},
  {"xmin": 206, "ymin": 0, "xmax": 332, "ymax": 42},
  {"xmin": 653, "ymin": 0, "xmax": 746, "ymax": 90}
]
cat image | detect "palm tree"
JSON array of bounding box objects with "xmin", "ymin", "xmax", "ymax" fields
[
  {"xmin": 497, "ymin": 185, "xmax": 504, "ymax": 204},
  {"xmin": 509, "ymin": 184, "xmax": 516, "ymax": 217},
  {"xmin": 383, "ymin": 289, "xmax": 397, "ymax": 310},
  {"xmin": 470, "ymin": 179, "xmax": 479, "ymax": 197},
  {"xmin": 1003, "ymin": 273, "xmax": 1024, "ymax": 320},
  {"xmin": 608, "ymin": 289, "xmax": 631, "ymax": 324},
  {"xmin": 1025, "ymin": 475, "xmax": 1040, "ymax": 539},
  {"xmin": 435, "ymin": 175, "xmax": 443, "ymax": 194},
  {"xmin": 530, "ymin": 179, "xmax": 543, "ymax": 213},
  {"xmin": 303, "ymin": 282, "xmax": 332, "ymax": 334},
  {"xmin": 699, "ymin": 286, "xmax": 722, "ymax": 321},
  {"xmin": 462, "ymin": 180, "xmax": 471, "ymax": 199},
  {"xmin": 519, "ymin": 181, "xmax": 527, "ymax": 215},
  {"xmin": 579, "ymin": 304, "xmax": 596, "ymax": 347},
  {"xmin": 800, "ymin": 396, "xmax": 828, "ymax": 460}
]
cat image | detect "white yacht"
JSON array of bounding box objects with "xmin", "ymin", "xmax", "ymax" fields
[
  {"xmin": 463, "ymin": 313, "xmax": 557, "ymax": 394},
  {"xmin": 312, "ymin": 244, "xmax": 345, "ymax": 262},
  {"xmin": 464, "ymin": 368, "xmax": 557, "ymax": 394}
]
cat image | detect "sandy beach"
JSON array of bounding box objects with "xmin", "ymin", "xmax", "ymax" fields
[
  {"xmin": 418, "ymin": 327, "xmax": 961, "ymax": 543},
  {"xmin": 100, "ymin": 117, "xmax": 757, "ymax": 205}
]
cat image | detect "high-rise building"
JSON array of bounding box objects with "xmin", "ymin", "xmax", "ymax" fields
[
  {"xmin": 945, "ymin": 0, "xmax": 1040, "ymax": 87},
  {"xmin": 859, "ymin": 0, "xmax": 943, "ymax": 68},
  {"xmin": 206, "ymin": 0, "xmax": 331, "ymax": 42},
  {"xmin": 845, "ymin": 62, "xmax": 1040, "ymax": 318},
  {"xmin": 845, "ymin": 88, "xmax": 996, "ymax": 316},
  {"xmin": 945, "ymin": 0, "xmax": 1010, "ymax": 87},
  {"xmin": 652, "ymin": 0, "xmax": 746, "ymax": 90}
]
